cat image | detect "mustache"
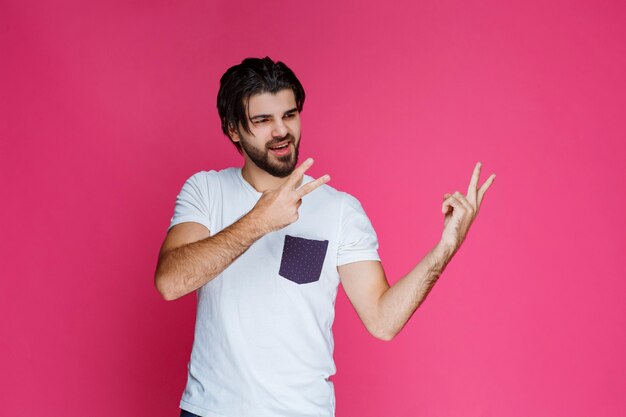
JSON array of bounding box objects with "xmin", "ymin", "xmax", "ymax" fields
[{"xmin": 267, "ymin": 134, "xmax": 295, "ymax": 148}]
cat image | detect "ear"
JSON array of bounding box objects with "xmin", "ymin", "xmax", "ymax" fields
[{"xmin": 228, "ymin": 125, "xmax": 240, "ymax": 143}]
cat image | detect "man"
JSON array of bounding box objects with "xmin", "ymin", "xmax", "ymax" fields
[{"xmin": 155, "ymin": 56, "xmax": 495, "ymax": 417}]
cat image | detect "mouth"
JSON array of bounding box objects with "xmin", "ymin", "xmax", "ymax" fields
[{"xmin": 269, "ymin": 140, "xmax": 291, "ymax": 156}]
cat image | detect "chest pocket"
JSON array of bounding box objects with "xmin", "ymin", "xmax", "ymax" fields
[{"xmin": 278, "ymin": 235, "xmax": 329, "ymax": 284}]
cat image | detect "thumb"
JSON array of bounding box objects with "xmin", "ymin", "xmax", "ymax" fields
[
  {"xmin": 442, "ymin": 194, "xmax": 461, "ymax": 214},
  {"xmin": 442, "ymin": 193, "xmax": 453, "ymax": 213}
]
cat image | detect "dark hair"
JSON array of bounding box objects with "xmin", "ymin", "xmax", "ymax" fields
[{"xmin": 217, "ymin": 56, "xmax": 306, "ymax": 154}]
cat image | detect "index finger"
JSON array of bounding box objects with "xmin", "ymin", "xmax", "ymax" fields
[
  {"xmin": 467, "ymin": 161, "xmax": 482, "ymax": 202},
  {"xmin": 295, "ymin": 174, "xmax": 331, "ymax": 198},
  {"xmin": 286, "ymin": 157, "xmax": 315, "ymax": 188}
]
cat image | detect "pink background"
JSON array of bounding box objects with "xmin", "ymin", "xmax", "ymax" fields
[{"xmin": 1, "ymin": 0, "xmax": 625, "ymax": 416}]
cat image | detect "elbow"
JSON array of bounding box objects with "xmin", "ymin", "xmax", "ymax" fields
[
  {"xmin": 155, "ymin": 278, "xmax": 173, "ymax": 301},
  {"xmin": 374, "ymin": 331, "xmax": 396, "ymax": 342},
  {"xmin": 154, "ymin": 271, "xmax": 180, "ymax": 301},
  {"xmin": 369, "ymin": 323, "xmax": 396, "ymax": 342},
  {"xmin": 154, "ymin": 255, "xmax": 182, "ymax": 301},
  {"xmin": 157, "ymin": 287, "xmax": 178, "ymax": 302}
]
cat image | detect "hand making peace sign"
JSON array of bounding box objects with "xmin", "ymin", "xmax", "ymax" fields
[
  {"xmin": 440, "ymin": 162, "xmax": 496, "ymax": 254},
  {"xmin": 252, "ymin": 158, "xmax": 331, "ymax": 234}
]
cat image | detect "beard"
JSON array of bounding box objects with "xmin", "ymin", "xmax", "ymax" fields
[{"xmin": 239, "ymin": 133, "xmax": 300, "ymax": 178}]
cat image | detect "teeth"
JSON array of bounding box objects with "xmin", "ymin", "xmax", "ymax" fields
[{"xmin": 272, "ymin": 144, "xmax": 288, "ymax": 149}]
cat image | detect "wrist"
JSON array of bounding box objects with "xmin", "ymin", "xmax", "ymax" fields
[{"xmin": 244, "ymin": 208, "xmax": 271, "ymax": 237}]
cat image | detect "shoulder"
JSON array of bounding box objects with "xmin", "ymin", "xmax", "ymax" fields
[
  {"xmin": 175, "ymin": 169, "xmax": 231, "ymax": 201},
  {"xmin": 184, "ymin": 167, "xmax": 237, "ymax": 186}
]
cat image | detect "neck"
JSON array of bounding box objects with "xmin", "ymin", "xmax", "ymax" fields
[{"xmin": 241, "ymin": 161, "xmax": 300, "ymax": 193}]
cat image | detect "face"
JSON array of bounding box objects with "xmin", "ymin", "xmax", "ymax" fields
[{"xmin": 230, "ymin": 89, "xmax": 301, "ymax": 178}]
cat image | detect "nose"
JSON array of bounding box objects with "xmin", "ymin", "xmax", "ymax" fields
[{"xmin": 272, "ymin": 119, "xmax": 288, "ymax": 138}]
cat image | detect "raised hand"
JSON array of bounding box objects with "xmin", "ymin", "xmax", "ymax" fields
[
  {"xmin": 440, "ymin": 162, "xmax": 495, "ymax": 254},
  {"xmin": 251, "ymin": 158, "xmax": 331, "ymax": 234}
]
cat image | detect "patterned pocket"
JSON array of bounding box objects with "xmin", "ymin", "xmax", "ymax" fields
[{"xmin": 279, "ymin": 235, "xmax": 329, "ymax": 284}]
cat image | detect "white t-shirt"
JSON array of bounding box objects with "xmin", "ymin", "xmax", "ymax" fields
[{"xmin": 168, "ymin": 167, "xmax": 380, "ymax": 417}]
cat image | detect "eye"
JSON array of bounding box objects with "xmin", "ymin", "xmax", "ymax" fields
[
  {"xmin": 284, "ymin": 113, "xmax": 296, "ymax": 119},
  {"xmin": 254, "ymin": 118, "xmax": 269, "ymax": 124}
]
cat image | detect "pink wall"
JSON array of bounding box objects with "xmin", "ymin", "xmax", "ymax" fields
[{"xmin": 1, "ymin": 0, "xmax": 624, "ymax": 416}]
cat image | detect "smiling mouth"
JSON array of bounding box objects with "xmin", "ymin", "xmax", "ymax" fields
[
  {"xmin": 269, "ymin": 140, "xmax": 290, "ymax": 150},
  {"xmin": 269, "ymin": 142, "xmax": 291, "ymax": 156},
  {"xmin": 270, "ymin": 143, "xmax": 289, "ymax": 150}
]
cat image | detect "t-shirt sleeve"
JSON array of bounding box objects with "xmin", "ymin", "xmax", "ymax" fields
[
  {"xmin": 167, "ymin": 172, "xmax": 212, "ymax": 233},
  {"xmin": 337, "ymin": 192, "xmax": 381, "ymax": 266}
]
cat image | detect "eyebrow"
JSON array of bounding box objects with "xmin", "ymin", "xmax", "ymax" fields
[{"xmin": 249, "ymin": 107, "xmax": 298, "ymax": 120}]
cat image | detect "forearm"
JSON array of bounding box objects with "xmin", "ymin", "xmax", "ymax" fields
[
  {"xmin": 155, "ymin": 211, "xmax": 268, "ymax": 300},
  {"xmin": 376, "ymin": 241, "xmax": 455, "ymax": 339}
]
